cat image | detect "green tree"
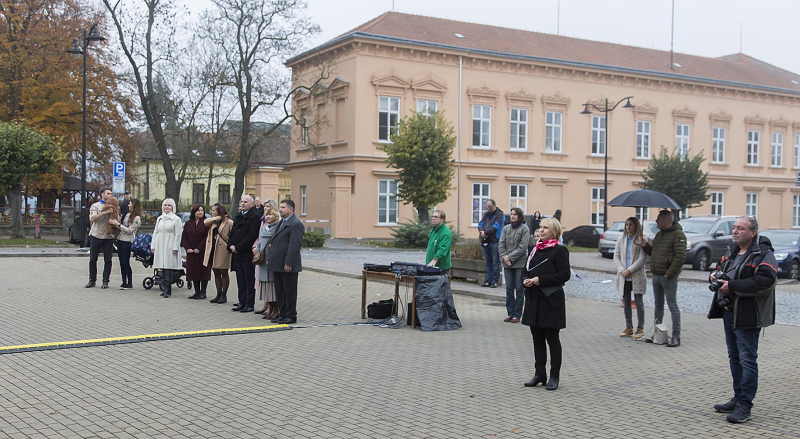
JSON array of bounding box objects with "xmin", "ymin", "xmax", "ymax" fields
[
  {"xmin": 0, "ymin": 122, "xmax": 63, "ymax": 237},
  {"xmin": 642, "ymin": 146, "xmax": 710, "ymax": 211},
  {"xmin": 379, "ymin": 110, "xmax": 456, "ymax": 223}
]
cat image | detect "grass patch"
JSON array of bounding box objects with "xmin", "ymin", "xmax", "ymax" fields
[
  {"xmin": 0, "ymin": 238, "xmax": 71, "ymax": 246},
  {"xmin": 565, "ymin": 245, "xmax": 597, "ymax": 252}
]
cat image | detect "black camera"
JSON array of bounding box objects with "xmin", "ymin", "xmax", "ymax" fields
[{"xmin": 709, "ymin": 272, "xmax": 729, "ymax": 293}]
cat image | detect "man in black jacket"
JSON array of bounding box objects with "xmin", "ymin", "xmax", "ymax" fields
[
  {"xmin": 228, "ymin": 195, "xmax": 261, "ymax": 313},
  {"xmin": 708, "ymin": 216, "xmax": 777, "ymax": 424},
  {"xmin": 477, "ymin": 199, "xmax": 504, "ymax": 288},
  {"xmin": 268, "ymin": 199, "xmax": 305, "ymax": 324}
]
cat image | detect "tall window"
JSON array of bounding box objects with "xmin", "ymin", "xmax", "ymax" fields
[
  {"xmin": 675, "ymin": 124, "xmax": 690, "ymax": 159},
  {"xmin": 712, "ymin": 127, "xmax": 726, "ymax": 163},
  {"xmin": 747, "ymin": 130, "xmax": 760, "ymax": 165},
  {"xmin": 636, "ymin": 120, "xmax": 651, "ymax": 159},
  {"xmin": 795, "ymin": 134, "xmax": 800, "ymax": 168},
  {"xmin": 772, "ymin": 132, "xmax": 784, "ymax": 167},
  {"xmin": 472, "ymin": 183, "xmax": 490, "ymax": 225},
  {"xmin": 300, "ymin": 185, "xmax": 307, "ymax": 216},
  {"xmin": 378, "ymin": 96, "xmax": 400, "ymax": 141},
  {"xmin": 218, "ymin": 184, "xmax": 230, "ymax": 205},
  {"xmin": 545, "ymin": 111, "xmax": 562, "ymax": 152},
  {"xmin": 334, "ymin": 98, "xmax": 345, "ymax": 140},
  {"xmin": 794, "ymin": 195, "xmax": 800, "ymax": 228},
  {"xmin": 746, "ymin": 193, "xmax": 758, "ymax": 217},
  {"xmin": 679, "ymin": 208, "xmax": 689, "ymax": 220},
  {"xmin": 377, "ymin": 179, "xmax": 398, "ymax": 224},
  {"xmin": 590, "ymin": 187, "xmax": 605, "ymax": 226},
  {"xmin": 591, "ymin": 116, "xmax": 606, "ymax": 156},
  {"xmin": 510, "ymin": 108, "xmax": 528, "ymax": 150},
  {"xmin": 300, "ymin": 110, "xmax": 308, "ymax": 147},
  {"xmin": 192, "ymin": 184, "xmax": 204, "ymax": 204},
  {"xmin": 710, "ymin": 191, "xmax": 724, "ymax": 216},
  {"xmin": 509, "ymin": 184, "xmax": 527, "ymax": 212},
  {"xmin": 417, "ymin": 99, "xmax": 437, "ymax": 117},
  {"xmin": 635, "ymin": 207, "xmax": 649, "ymax": 221},
  {"xmin": 472, "ymin": 105, "xmax": 491, "ymax": 147}
]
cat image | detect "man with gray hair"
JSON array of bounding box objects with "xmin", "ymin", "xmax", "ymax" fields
[
  {"xmin": 707, "ymin": 216, "xmax": 777, "ymax": 423},
  {"xmin": 227, "ymin": 194, "xmax": 260, "ymax": 312}
]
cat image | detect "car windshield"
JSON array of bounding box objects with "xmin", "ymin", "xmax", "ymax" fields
[
  {"xmin": 608, "ymin": 221, "xmax": 625, "ymax": 232},
  {"xmin": 760, "ymin": 231, "xmax": 800, "ymax": 247},
  {"xmin": 679, "ymin": 220, "xmax": 714, "ymax": 234}
]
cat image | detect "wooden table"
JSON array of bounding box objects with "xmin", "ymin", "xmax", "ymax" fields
[{"xmin": 361, "ymin": 270, "xmax": 418, "ymax": 328}]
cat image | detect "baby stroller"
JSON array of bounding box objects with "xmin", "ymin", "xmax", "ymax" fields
[{"xmin": 133, "ymin": 233, "xmax": 186, "ymax": 291}]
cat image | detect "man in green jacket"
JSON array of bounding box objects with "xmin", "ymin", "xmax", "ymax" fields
[
  {"xmin": 426, "ymin": 210, "xmax": 452, "ymax": 272},
  {"xmin": 637, "ymin": 209, "xmax": 687, "ymax": 347}
]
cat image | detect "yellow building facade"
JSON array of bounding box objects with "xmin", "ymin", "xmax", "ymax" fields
[{"xmin": 286, "ymin": 12, "xmax": 800, "ymax": 238}]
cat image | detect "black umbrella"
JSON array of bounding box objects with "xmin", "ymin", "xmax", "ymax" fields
[{"xmin": 607, "ymin": 189, "xmax": 680, "ymax": 209}]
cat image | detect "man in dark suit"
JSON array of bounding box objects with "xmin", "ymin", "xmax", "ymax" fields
[
  {"xmin": 268, "ymin": 199, "xmax": 305, "ymax": 324},
  {"xmin": 227, "ymin": 195, "xmax": 261, "ymax": 313}
]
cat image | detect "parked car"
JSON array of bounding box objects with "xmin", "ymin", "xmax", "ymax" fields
[
  {"xmin": 597, "ymin": 220, "xmax": 658, "ymax": 258},
  {"xmin": 562, "ymin": 225, "xmax": 603, "ymax": 248},
  {"xmin": 679, "ymin": 215, "xmax": 737, "ymax": 271},
  {"xmin": 759, "ymin": 229, "xmax": 800, "ymax": 279}
]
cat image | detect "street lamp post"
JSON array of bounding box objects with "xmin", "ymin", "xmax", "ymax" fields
[
  {"xmin": 581, "ymin": 97, "xmax": 635, "ymax": 232},
  {"xmin": 67, "ymin": 24, "xmax": 105, "ymax": 248}
]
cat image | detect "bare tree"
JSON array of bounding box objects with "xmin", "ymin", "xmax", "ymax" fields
[{"xmin": 203, "ymin": 0, "xmax": 326, "ymax": 211}]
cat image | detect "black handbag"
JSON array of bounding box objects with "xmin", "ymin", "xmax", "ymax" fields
[{"xmin": 367, "ymin": 299, "xmax": 397, "ymax": 319}]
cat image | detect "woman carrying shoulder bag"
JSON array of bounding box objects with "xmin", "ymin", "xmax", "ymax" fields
[
  {"xmin": 614, "ymin": 216, "xmax": 647, "ymax": 339},
  {"xmin": 499, "ymin": 207, "xmax": 530, "ymax": 323},
  {"xmin": 255, "ymin": 208, "xmax": 281, "ymax": 319}
]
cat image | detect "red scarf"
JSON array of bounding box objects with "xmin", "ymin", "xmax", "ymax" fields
[{"xmin": 526, "ymin": 239, "xmax": 559, "ymax": 270}]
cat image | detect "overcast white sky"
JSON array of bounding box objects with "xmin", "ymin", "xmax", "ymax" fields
[{"xmin": 186, "ymin": 0, "xmax": 800, "ymax": 75}]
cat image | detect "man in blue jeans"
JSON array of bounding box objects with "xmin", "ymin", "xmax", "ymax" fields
[
  {"xmin": 477, "ymin": 199, "xmax": 504, "ymax": 288},
  {"xmin": 708, "ymin": 216, "xmax": 777, "ymax": 424}
]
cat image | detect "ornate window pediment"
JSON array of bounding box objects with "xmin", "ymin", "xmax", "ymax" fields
[
  {"xmin": 412, "ymin": 74, "xmax": 447, "ymax": 100},
  {"xmin": 709, "ymin": 109, "xmax": 733, "ymax": 122},
  {"xmin": 294, "ymin": 88, "xmax": 311, "ymax": 109},
  {"xmin": 634, "ymin": 101, "xmax": 658, "ymax": 120},
  {"xmin": 770, "ymin": 115, "xmax": 791, "ymax": 128},
  {"xmin": 541, "ymin": 91, "xmax": 570, "ymax": 112},
  {"xmin": 672, "ymin": 105, "xmax": 697, "ymax": 123},
  {"xmin": 745, "ymin": 113, "xmax": 767, "ymax": 126},
  {"xmin": 329, "ymin": 77, "xmax": 350, "ymax": 98},
  {"xmin": 371, "ymin": 69, "xmax": 412, "ymax": 95},
  {"xmin": 468, "ymin": 84, "xmax": 499, "ymax": 105},
  {"xmin": 506, "ymin": 87, "xmax": 536, "ymax": 109}
]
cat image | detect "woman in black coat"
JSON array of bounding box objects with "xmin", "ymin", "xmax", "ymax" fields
[{"xmin": 522, "ymin": 217, "xmax": 571, "ymax": 390}]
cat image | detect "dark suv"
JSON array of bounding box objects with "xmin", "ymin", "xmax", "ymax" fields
[{"xmin": 678, "ymin": 215, "xmax": 737, "ymax": 271}]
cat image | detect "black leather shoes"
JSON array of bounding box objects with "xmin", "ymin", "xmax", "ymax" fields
[
  {"xmin": 85, "ymin": 281, "xmax": 96, "ymax": 288},
  {"xmin": 270, "ymin": 317, "xmax": 283, "ymax": 323},
  {"xmin": 240, "ymin": 307, "xmax": 254, "ymax": 313},
  {"xmin": 231, "ymin": 306, "xmax": 242, "ymax": 311},
  {"xmin": 546, "ymin": 377, "xmax": 559, "ymax": 390},
  {"xmin": 524, "ymin": 375, "xmax": 547, "ymax": 387},
  {"xmin": 667, "ymin": 337, "xmax": 681, "ymax": 347},
  {"xmin": 277, "ymin": 317, "xmax": 296, "ymax": 324}
]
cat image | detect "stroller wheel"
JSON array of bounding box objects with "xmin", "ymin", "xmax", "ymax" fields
[
  {"xmin": 143, "ymin": 278, "xmax": 154, "ymax": 289},
  {"xmin": 187, "ymin": 281, "xmax": 193, "ymax": 290},
  {"xmin": 177, "ymin": 279, "xmax": 184, "ymax": 288}
]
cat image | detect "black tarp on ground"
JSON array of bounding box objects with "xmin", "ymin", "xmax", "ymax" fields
[{"xmin": 414, "ymin": 275, "xmax": 462, "ymax": 331}]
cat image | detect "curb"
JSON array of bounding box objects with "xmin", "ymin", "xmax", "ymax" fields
[{"xmin": 0, "ymin": 252, "xmax": 88, "ymax": 258}]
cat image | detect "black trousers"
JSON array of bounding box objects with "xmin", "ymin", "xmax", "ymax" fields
[
  {"xmin": 531, "ymin": 327, "xmax": 562, "ymax": 378},
  {"xmin": 274, "ymin": 271, "xmax": 299, "ymax": 320},
  {"xmin": 232, "ymin": 258, "xmax": 256, "ymax": 308},
  {"xmin": 89, "ymin": 236, "xmax": 114, "ymax": 282}
]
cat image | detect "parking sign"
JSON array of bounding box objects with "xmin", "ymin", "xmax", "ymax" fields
[{"xmin": 113, "ymin": 162, "xmax": 126, "ymax": 178}]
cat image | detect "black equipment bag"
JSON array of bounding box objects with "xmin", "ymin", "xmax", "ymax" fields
[
  {"xmin": 364, "ymin": 263, "xmax": 392, "ymax": 272},
  {"xmin": 367, "ymin": 299, "xmax": 397, "ymax": 319}
]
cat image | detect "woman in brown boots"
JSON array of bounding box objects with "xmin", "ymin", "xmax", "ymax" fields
[{"xmin": 255, "ymin": 207, "xmax": 281, "ymax": 319}]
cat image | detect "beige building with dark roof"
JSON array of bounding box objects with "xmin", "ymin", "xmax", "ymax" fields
[{"xmin": 286, "ymin": 12, "xmax": 800, "ymax": 239}]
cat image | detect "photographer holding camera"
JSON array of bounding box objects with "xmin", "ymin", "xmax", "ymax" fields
[{"xmin": 707, "ymin": 216, "xmax": 777, "ymax": 424}]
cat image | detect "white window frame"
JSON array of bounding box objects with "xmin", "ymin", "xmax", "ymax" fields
[
  {"xmin": 545, "ymin": 111, "xmax": 562, "ymax": 153},
  {"xmin": 712, "ymin": 127, "xmax": 726, "ymax": 164},
  {"xmin": 417, "ymin": 99, "xmax": 437, "ymax": 117},
  {"xmin": 472, "ymin": 183, "xmax": 491, "ymax": 225},
  {"xmin": 377, "ymin": 179, "xmax": 399, "ymax": 225},
  {"xmin": 472, "ymin": 105, "xmax": 491, "ymax": 148},
  {"xmin": 509, "ymin": 108, "xmax": 528, "ymax": 150},
  {"xmin": 509, "ymin": 184, "xmax": 527, "ymax": 213},
  {"xmin": 378, "ymin": 95, "xmax": 400, "ymax": 142},
  {"xmin": 678, "ymin": 208, "xmax": 689, "ymax": 220},
  {"xmin": 635, "ymin": 207, "xmax": 649, "ymax": 221},
  {"xmin": 710, "ymin": 191, "xmax": 724, "ymax": 216},
  {"xmin": 794, "ymin": 194, "xmax": 800, "ymax": 228},
  {"xmin": 746, "ymin": 193, "xmax": 758, "ymax": 217},
  {"xmin": 591, "ymin": 115, "xmax": 606, "ymax": 156},
  {"xmin": 772, "ymin": 132, "xmax": 784, "ymax": 167},
  {"xmin": 636, "ymin": 120, "xmax": 651, "ymax": 159},
  {"xmin": 747, "ymin": 130, "xmax": 760, "ymax": 165},
  {"xmin": 795, "ymin": 134, "xmax": 800, "ymax": 168},
  {"xmin": 300, "ymin": 185, "xmax": 307, "ymax": 216},
  {"xmin": 675, "ymin": 124, "xmax": 690, "ymax": 160},
  {"xmin": 590, "ymin": 187, "xmax": 605, "ymax": 226}
]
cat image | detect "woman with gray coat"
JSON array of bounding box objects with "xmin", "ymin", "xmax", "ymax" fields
[
  {"xmin": 499, "ymin": 207, "xmax": 531, "ymax": 323},
  {"xmin": 613, "ymin": 216, "xmax": 648, "ymax": 339},
  {"xmin": 255, "ymin": 207, "xmax": 281, "ymax": 319}
]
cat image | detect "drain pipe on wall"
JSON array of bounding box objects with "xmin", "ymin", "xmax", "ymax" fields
[{"xmin": 457, "ymin": 55, "xmax": 462, "ymax": 235}]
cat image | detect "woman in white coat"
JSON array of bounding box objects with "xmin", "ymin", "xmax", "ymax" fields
[
  {"xmin": 151, "ymin": 198, "xmax": 183, "ymax": 298},
  {"xmin": 613, "ymin": 216, "xmax": 647, "ymax": 339}
]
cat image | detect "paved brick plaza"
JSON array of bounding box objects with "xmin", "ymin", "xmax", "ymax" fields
[{"xmin": 0, "ymin": 256, "xmax": 799, "ymax": 438}]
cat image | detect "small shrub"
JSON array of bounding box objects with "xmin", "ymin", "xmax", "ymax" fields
[
  {"xmin": 390, "ymin": 215, "xmax": 461, "ymax": 248},
  {"xmin": 302, "ymin": 230, "xmax": 326, "ymax": 248}
]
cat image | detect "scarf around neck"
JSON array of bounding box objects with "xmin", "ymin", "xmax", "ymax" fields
[{"xmin": 526, "ymin": 239, "xmax": 559, "ymax": 270}]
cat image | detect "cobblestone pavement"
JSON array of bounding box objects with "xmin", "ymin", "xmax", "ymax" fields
[{"xmin": 1, "ymin": 257, "xmax": 800, "ymax": 438}]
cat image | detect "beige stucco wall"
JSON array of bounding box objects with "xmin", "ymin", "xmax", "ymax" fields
[{"xmin": 288, "ymin": 38, "xmax": 800, "ymax": 238}]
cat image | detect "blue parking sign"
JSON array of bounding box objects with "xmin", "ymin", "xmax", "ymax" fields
[{"xmin": 113, "ymin": 162, "xmax": 126, "ymax": 178}]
